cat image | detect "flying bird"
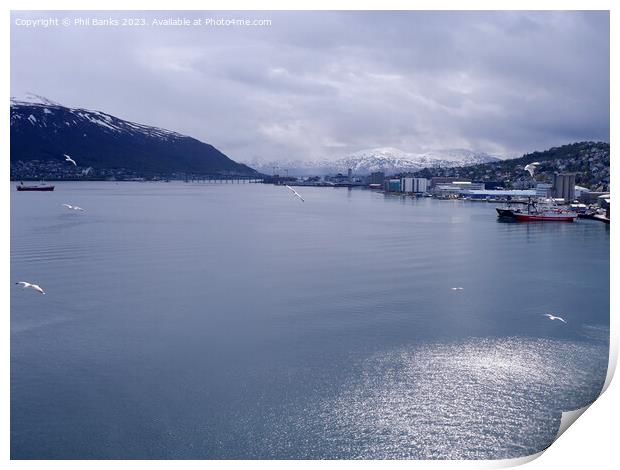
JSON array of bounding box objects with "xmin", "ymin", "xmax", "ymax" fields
[
  {"xmin": 285, "ymin": 185, "xmax": 305, "ymax": 202},
  {"xmin": 81, "ymin": 167, "xmax": 93, "ymax": 176},
  {"xmin": 543, "ymin": 313, "xmax": 566, "ymax": 323},
  {"xmin": 62, "ymin": 204, "xmax": 85, "ymax": 211},
  {"xmin": 451, "ymin": 287, "xmax": 464, "ymax": 291},
  {"xmin": 64, "ymin": 154, "xmax": 77, "ymax": 166},
  {"xmin": 15, "ymin": 281, "xmax": 46, "ymax": 295},
  {"xmin": 524, "ymin": 162, "xmax": 540, "ymax": 178}
]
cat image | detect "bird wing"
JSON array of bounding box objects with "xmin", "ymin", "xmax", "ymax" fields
[
  {"xmin": 17, "ymin": 281, "xmax": 29, "ymax": 287},
  {"xmin": 558, "ymin": 318, "xmax": 567, "ymax": 323},
  {"xmin": 286, "ymin": 185, "xmax": 305, "ymax": 201},
  {"xmin": 62, "ymin": 204, "xmax": 72, "ymax": 208}
]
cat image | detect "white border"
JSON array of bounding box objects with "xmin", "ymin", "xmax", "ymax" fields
[{"xmin": 3, "ymin": 1, "xmax": 616, "ymax": 468}]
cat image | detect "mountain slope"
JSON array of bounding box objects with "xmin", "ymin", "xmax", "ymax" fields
[
  {"xmin": 246, "ymin": 147, "xmax": 500, "ymax": 176},
  {"xmin": 413, "ymin": 142, "xmax": 610, "ymax": 190},
  {"xmin": 10, "ymin": 96, "xmax": 258, "ymax": 177}
]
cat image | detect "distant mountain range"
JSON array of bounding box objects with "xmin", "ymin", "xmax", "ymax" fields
[
  {"xmin": 244, "ymin": 147, "xmax": 501, "ymax": 176},
  {"xmin": 10, "ymin": 94, "xmax": 258, "ymax": 178}
]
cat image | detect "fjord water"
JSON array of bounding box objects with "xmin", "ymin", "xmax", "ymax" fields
[{"xmin": 11, "ymin": 182, "xmax": 609, "ymax": 459}]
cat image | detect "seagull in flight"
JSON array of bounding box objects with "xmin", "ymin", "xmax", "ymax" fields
[
  {"xmin": 81, "ymin": 167, "xmax": 93, "ymax": 176},
  {"xmin": 285, "ymin": 185, "xmax": 305, "ymax": 202},
  {"xmin": 64, "ymin": 154, "xmax": 77, "ymax": 166},
  {"xmin": 543, "ymin": 313, "xmax": 566, "ymax": 323},
  {"xmin": 15, "ymin": 281, "xmax": 46, "ymax": 295},
  {"xmin": 451, "ymin": 287, "xmax": 464, "ymax": 291},
  {"xmin": 524, "ymin": 162, "xmax": 540, "ymax": 178},
  {"xmin": 62, "ymin": 203, "xmax": 85, "ymax": 211}
]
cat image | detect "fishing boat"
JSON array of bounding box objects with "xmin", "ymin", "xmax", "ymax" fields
[
  {"xmin": 16, "ymin": 181, "xmax": 55, "ymax": 191},
  {"xmin": 496, "ymin": 198, "xmax": 577, "ymax": 222}
]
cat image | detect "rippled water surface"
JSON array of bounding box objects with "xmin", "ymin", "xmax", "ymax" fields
[{"xmin": 11, "ymin": 182, "xmax": 609, "ymax": 459}]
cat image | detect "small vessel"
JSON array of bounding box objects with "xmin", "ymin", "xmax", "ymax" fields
[
  {"xmin": 496, "ymin": 198, "xmax": 577, "ymax": 222},
  {"xmin": 496, "ymin": 207, "xmax": 520, "ymax": 218},
  {"xmin": 16, "ymin": 181, "xmax": 55, "ymax": 192}
]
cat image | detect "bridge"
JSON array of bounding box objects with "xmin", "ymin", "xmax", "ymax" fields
[{"xmin": 183, "ymin": 176, "xmax": 264, "ymax": 183}]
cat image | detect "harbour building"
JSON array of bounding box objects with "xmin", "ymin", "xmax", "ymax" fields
[
  {"xmin": 369, "ymin": 171, "xmax": 385, "ymax": 185},
  {"xmin": 536, "ymin": 183, "xmax": 553, "ymax": 198},
  {"xmin": 433, "ymin": 181, "xmax": 485, "ymax": 196},
  {"xmin": 460, "ymin": 189, "xmax": 537, "ymax": 199},
  {"xmin": 552, "ymin": 173, "xmax": 576, "ymax": 201},
  {"xmin": 400, "ymin": 177, "xmax": 428, "ymax": 194},
  {"xmin": 384, "ymin": 179, "xmax": 402, "ymax": 192}
]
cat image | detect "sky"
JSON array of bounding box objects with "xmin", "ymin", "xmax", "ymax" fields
[{"xmin": 10, "ymin": 10, "xmax": 610, "ymax": 162}]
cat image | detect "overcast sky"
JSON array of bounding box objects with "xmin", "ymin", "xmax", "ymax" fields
[{"xmin": 11, "ymin": 10, "xmax": 609, "ymax": 161}]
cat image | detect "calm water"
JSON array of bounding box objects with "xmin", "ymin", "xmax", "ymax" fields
[{"xmin": 11, "ymin": 182, "xmax": 609, "ymax": 459}]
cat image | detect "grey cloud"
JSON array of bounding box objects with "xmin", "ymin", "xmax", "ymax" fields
[{"xmin": 11, "ymin": 10, "xmax": 609, "ymax": 161}]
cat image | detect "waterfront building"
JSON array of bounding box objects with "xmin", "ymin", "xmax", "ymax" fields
[
  {"xmin": 430, "ymin": 176, "xmax": 460, "ymax": 189},
  {"xmin": 369, "ymin": 171, "xmax": 385, "ymax": 185},
  {"xmin": 552, "ymin": 173, "xmax": 576, "ymax": 201},
  {"xmin": 536, "ymin": 183, "xmax": 553, "ymax": 198},
  {"xmin": 574, "ymin": 185, "xmax": 590, "ymax": 198},
  {"xmin": 415, "ymin": 178, "xmax": 428, "ymax": 193},
  {"xmin": 460, "ymin": 189, "xmax": 537, "ymax": 199},
  {"xmin": 579, "ymin": 191, "xmax": 608, "ymax": 204},
  {"xmin": 433, "ymin": 181, "xmax": 485, "ymax": 195},
  {"xmin": 400, "ymin": 177, "xmax": 429, "ymax": 193},
  {"xmin": 598, "ymin": 194, "xmax": 610, "ymax": 208},
  {"xmin": 384, "ymin": 179, "xmax": 402, "ymax": 192}
]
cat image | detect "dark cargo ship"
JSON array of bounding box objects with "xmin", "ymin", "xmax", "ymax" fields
[{"xmin": 16, "ymin": 182, "xmax": 55, "ymax": 191}]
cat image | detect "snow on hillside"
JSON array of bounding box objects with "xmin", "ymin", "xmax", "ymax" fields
[
  {"xmin": 10, "ymin": 95, "xmax": 183, "ymax": 141},
  {"xmin": 246, "ymin": 147, "xmax": 501, "ymax": 176}
]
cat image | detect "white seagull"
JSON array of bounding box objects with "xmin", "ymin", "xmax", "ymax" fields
[
  {"xmin": 543, "ymin": 313, "xmax": 566, "ymax": 323},
  {"xmin": 64, "ymin": 154, "xmax": 77, "ymax": 166},
  {"xmin": 285, "ymin": 185, "xmax": 305, "ymax": 202},
  {"xmin": 15, "ymin": 281, "xmax": 46, "ymax": 295},
  {"xmin": 524, "ymin": 162, "xmax": 540, "ymax": 178},
  {"xmin": 81, "ymin": 167, "xmax": 93, "ymax": 176},
  {"xmin": 451, "ymin": 287, "xmax": 465, "ymax": 291},
  {"xmin": 62, "ymin": 203, "xmax": 85, "ymax": 211}
]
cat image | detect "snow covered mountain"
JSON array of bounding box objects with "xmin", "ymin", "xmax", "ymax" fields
[
  {"xmin": 246, "ymin": 147, "xmax": 501, "ymax": 176},
  {"xmin": 10, "ymin": 94, "xmax": 258, "ymax": 176}
]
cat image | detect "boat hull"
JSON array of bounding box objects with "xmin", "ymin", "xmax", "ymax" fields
[
  {"xmin": 16, "ymin": 185, "xmax": 55, "ymax": 191},
  {"xmin": 496, "ymin": 208, "xmax": 517, "ymax": 218},
  {"xmin": 512, "ymin": 213, "xmax": 577, "ymax": 222}
]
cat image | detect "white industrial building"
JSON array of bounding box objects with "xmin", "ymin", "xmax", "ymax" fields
[
  {"xmin": 460, "ymin": 189, "xmax": 537, "ymax": 199},
  {"xmin": 433, "ymin": 181, "xmax": 485, "ymax": 195},
  {"xmin": 536, "ymin": 183, "xmax": 553, "ymax": 198},
  {"xmin": 400, "ymin": 177, "xmax": 428, "ymax": 193}
]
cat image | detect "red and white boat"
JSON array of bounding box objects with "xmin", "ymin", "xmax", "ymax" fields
[{"xmin": 496, "ymin": 199, "xmax": 577, "ymax": 222}]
